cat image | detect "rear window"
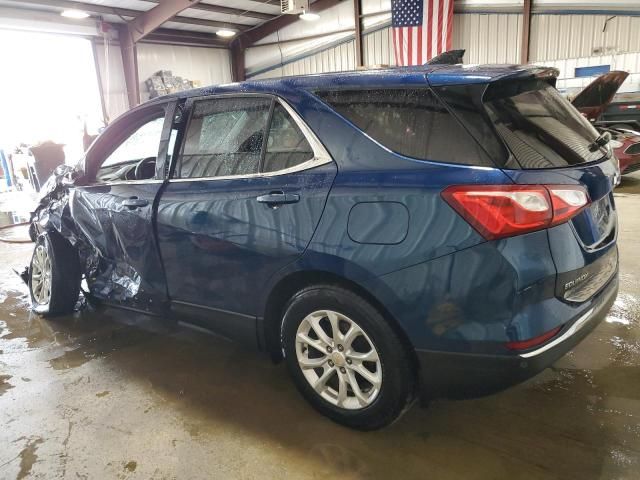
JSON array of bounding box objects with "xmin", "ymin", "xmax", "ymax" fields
[
  {"xmin": 484, "ymin": 80, "xmax": 604, "ymax": 168},
  {"xmin": 314, "ymin": 88, "xmax": 495, "ymax": 167}
]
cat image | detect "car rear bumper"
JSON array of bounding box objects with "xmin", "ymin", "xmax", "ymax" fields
[{"xmin": 415, "ymin": 272, "xmax": 618, "ymax": 401}]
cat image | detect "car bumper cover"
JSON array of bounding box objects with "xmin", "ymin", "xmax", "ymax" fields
[{"xmin": 415, "ymin": 273, "xmax": 619, "ymax": 401}]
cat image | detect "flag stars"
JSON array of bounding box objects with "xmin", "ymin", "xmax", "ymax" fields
[{"xmin": 392, "ymin": 0, "xmax": 424, "ymax": 27}]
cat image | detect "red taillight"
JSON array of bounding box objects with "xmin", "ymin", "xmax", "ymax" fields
[
  {"xmin": 505, "ymin": 325, "xmax": 562, "ymax": 351},
  {"xmin": 441, "ymin": 184, "xmax": 589, "ymax": 240}
]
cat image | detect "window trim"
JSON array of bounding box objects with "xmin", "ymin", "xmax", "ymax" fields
[
  {"xmin": 169, "ymin": 93, "xmax": 332, "ymax": 183},
  {"xmin": 312, "ymin": 86, "xmax": 498, "ymax": 169},
  {"xmin": 85, "ymin": 99, "xmax": 176, "ymax": 186}
]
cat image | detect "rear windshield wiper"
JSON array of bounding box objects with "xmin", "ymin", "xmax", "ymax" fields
[{"xmin": 589, "ymin": 131, "xmax": 611, "ymax": 152}]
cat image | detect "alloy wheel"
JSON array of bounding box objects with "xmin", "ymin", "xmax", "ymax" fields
[
  {"xmin": 31, "ymin": 244, "xmax": 52, "ymax": 305},
  {"xmin": 295, "ymin": 310, "xmax": 382, "ymax": 410}
]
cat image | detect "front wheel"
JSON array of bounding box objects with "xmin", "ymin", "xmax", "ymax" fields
[
  {"xmin": 29, "ymin": 232, "xmax": 81, "ymax": 316},
  {"xmin": 281, "ymin": 285, "xmax": 415, "ymax": 430}
]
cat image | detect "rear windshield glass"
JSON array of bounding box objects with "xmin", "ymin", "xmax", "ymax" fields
[
  {"xmin": 314, "ymin": 88, "xmax": 495, "ymax": 167},
  {"xmin": 484, "ymin": 80, "xmax": 604, "ymax": 168}
]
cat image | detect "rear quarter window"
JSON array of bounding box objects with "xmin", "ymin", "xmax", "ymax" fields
[{"xmin": 314, "ymin": 88, "xmax": 495, "ymax": 167}]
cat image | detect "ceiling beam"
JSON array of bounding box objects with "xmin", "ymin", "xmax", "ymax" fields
[
  {"xmin": 92, "ymin": 27, "xmax": 227, "ymax": 48},
  {"xmin": 143, "ymin": 28, "xmax": 227, "ymax": 48},
  {"xmin": 146, "ymin": 14, "xmax": 246, "ymax": 33},
  {"xmin": 142, "ymin": 0, "xmax": 275, "ymax": 21},
  {"xmin": 128, "ymin": 0, "xmax": 209, "ymax": 42},
  {"xmin": 13, "ymin": 0, "xmax": 248, "ymax": 32}
]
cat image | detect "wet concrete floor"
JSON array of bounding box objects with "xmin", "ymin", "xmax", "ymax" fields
[{"xmin": 0, "ymin": 177, "xmax": 639, "ymax": 479}]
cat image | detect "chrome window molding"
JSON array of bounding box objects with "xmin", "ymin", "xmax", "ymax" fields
[
  {"xmin": 168, "ymin": 95, "xmax": 333, "ymax": 183},
  {"xmin": 85, "ymin": 179, "xmax": 165, "ymax": 187}
]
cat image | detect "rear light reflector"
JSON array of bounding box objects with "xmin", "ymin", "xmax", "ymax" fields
[
  {"xmin": 441, "ymin": 184, "xmax": 590, "ymax": 240},
  {"xmin": 506, "ymin": 325, "xmax": 562, "ymax": 351},
  {"xmin": 548, "ymin": 188, "xmax": 589, "ymax": 224}
]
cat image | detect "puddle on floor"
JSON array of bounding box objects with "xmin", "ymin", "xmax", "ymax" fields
[
  {"xmin": 0, "ymin": 374, "xmax": 14, "ymax": 396},
  {"xmin": 17, "ymin": 437, "xmax": 44, "ymax": 480}
]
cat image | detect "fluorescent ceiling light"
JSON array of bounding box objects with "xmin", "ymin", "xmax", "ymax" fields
[
  {"xmin": 61, "ymin": 9, "xmax": 90, "ymax": 19},
  {"xmin": 299, "ymin": 11, "xmax": 320, "ymax": 21},
  {"xmin": 216, "ymin": 29, "xmax": 236, "ymax": 38}
]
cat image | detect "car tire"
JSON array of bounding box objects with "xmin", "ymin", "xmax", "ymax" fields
[
  {"xmin": 29, "ymin": 231, "xmax": 81, "ymax": 316},
  {"xmin": 281, "ymin": 285, "xmax": 415, "ymax": 430}
]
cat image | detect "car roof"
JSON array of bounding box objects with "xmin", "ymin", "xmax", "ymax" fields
[{"xmin": 149, "ymin": 64, "xmax": 558, "ymax": 106}]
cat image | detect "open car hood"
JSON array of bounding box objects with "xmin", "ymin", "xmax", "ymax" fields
[{"xmin": 571, "ymin": 70, "xmax": 629, "ymax": 121}]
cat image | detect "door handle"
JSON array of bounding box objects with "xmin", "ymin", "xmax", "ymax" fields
[
  {"xmin": 256, "ymin": 192, "xmax": 300, "ymax": 206},
  {"xmin": 121, "ymin": 197, "xmax": 149, "ymax": 209}
]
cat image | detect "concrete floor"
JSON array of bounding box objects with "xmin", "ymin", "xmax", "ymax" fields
[{"xmin": 1, "ymin": 175, "xmax": 639, "ymax": 480}]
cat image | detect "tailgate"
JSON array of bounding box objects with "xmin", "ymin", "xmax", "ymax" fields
[
  {"xmin": 504, "ymin": 158, "xmax": 618, "ymax": 303},
  {"xmin": 436, "ymin": 73, "xmax": 620, "ymax": 304}
]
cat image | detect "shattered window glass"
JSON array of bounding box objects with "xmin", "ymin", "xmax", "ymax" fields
[{"xmin": 178, "ymin": 97, "xmax": 271, "ymax": 178}]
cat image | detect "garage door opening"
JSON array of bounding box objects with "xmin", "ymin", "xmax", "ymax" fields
[{"xmin": 0, "ymin": 29, "xmax": 104, "ymax": 165}]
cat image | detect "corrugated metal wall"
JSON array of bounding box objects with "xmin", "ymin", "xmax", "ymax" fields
[
  {"xmin": 251, "ymin": 40, "xmax": 356, "ymax": 80},
  {"xmin": 251, "ymin": 11, "xmax": 640, "ymax": 98},
  {"xmin": 453, "ymin": 13, "xmax": 523, "ymax": 64},
  {"xmin": 136, "ymin": 43, "xmax": 231, "ymax": 101},
  {"xmin": 361, "ymin": 13, "xmax": 523, "ymax": 67},
  {"xmin": 246, "ymin": 1, "xmax": 355, "ymax": 79},
  {"xmin": 93, "ymin": 42, "xmax": 231, "ymax": 121},
  {"xmin": 248, "ymin": 13, "xmax": 527, "ymax": 75},
  {"xmin": 530, "ymin": 15, "xmax": 640, "ymax": 62},
  {"xmin": 363, "ymin": 26, "xmax": 395, "ymax": 66},
  {"xmin": 95, "ymin": 41, "xmax": 231, "ymax": 121}
]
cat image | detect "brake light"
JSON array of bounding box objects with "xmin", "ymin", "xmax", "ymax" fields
[
  {"xmin": 441, "ymin": 185, "xmax": 589, "ymax": 240},
  {"xmin": 506, "ymin": 325, "xmax": 562, "ymax": 351}
]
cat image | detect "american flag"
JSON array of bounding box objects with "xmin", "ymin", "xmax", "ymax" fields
[{"xmin": 391, "ymin": 0, "xmax": 454, "ymax": 66}]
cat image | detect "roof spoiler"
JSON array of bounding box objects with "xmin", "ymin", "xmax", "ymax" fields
[
  {"xmin": 491, "ymin": 67, "xmax": 560, "ymax": 86},
  {"xmin": 426, "ymin": 49, "xmax": 465, "ymax": 65}
]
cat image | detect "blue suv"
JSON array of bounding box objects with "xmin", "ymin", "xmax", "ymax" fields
[{"xmin": 29, "ymin": 64, "xmax": 619, "ymax": 430}]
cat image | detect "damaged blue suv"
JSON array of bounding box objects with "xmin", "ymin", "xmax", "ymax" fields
[{"xmin": 29, "ymin": 64, "xmax": 619, "ymax": 430}]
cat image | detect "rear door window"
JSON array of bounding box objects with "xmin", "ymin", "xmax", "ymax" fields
[
  {"xmin": 314, "ymin": 88, "xmax": 494, "ymax": 167},
  {"xmin": 177, "ymin": 97, "xmax": 271, "ymax": 178},
  {"xmin": 483, "ymin": 80, "xmax": 604, "ymax": 168}
]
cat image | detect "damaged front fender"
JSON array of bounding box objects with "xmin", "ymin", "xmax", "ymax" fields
[{"xmin": 30, "ymin": 165, "xmax": 151, "ymax": 307}]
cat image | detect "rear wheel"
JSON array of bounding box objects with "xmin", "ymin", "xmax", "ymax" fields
[
  {"xmin": 29, "ymin": 232, "xmax": 81, "ymax": 316},
  {"xmin": 281, "ymin": 285, "xmax": 415, "ymax": 430}
]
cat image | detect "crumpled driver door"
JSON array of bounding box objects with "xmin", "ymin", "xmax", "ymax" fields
[{"xmin": 70, "ymin": 100, "xmax": 181, "ymax": 313}]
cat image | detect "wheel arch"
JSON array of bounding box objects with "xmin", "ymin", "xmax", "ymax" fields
[{"xmin": 261, "ymin": 269, "xmax": 419, "ymax": 373}]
